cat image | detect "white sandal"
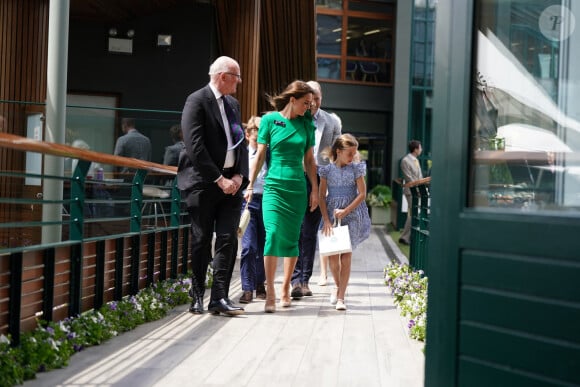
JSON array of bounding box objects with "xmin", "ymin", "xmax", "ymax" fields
[
  {"xmin": 335, "ymin": 299, "xmax": 347, "ymax": 311},
  {"xmin": 329, "ymin": 288, "xmax": 338, "ymax": 305}
]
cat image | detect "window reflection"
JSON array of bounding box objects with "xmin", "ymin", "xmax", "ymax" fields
[
  {"xmin": 317, "ymin": 58, "xmax": 341, "ymax": 80},
  {"xmin": 470, "ymin": 1, "xmax": 580, "ymax": 210},
  {"xmin": 316, "ymin": 0, "xmax": 342, "ymax": 10},
  {"xmin": 316, "ymin": 14, "xmax": 342, "ymax": 55}
]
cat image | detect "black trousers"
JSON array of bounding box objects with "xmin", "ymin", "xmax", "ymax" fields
[
  {"xmin": 292, "ymin": 174, "xmax": 322, "ymax": 286},
  {"xmin": 186, "ymin": 185, "xmax": 242, "ymax": 302}
]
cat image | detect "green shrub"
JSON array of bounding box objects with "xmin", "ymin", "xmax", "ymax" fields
[
  {"xmin": 366, "ymin": 184, "xmax": 393, "ymax": 207},
  {"xmin": 0, "ymin": 274, "xmax": 193, "ymax": 386}
]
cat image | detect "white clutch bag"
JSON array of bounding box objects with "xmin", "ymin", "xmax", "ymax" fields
[
  {"xmin": 238, "ymin": 203, "xmax": 250, "ymax": 237},
  {"xmin": 318, "ymin": 219, "xmax": 352, "ymax": 256}
]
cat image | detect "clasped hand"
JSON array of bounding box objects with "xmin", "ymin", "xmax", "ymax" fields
[{"xmin": 218, "ymin": 175, "xmax": 242, "ymax": 195}]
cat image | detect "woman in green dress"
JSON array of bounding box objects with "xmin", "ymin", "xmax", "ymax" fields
[{"xmin": 245, "ymin": 80, "xmax": 318, "ymax": 313}]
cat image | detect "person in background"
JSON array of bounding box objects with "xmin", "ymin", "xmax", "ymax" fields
[
  {"xmin": 238, "ymin": 116, "xmax": 267, "ymax": 304},
  {"xmin": 318, "ymin": 134, "xmax": 371, "ymax": 311},
  {"xmin": 244, "ymin": 80, "xmax": 317, "ymax": 313},
  {"xmin": 178, "ymin": 56, "xmax": 248, "ymax": 316},
  {"xmin": 113, "ymin": 117, "xmax": 152, "ymax": 174},
  {"xmin": 399, "ymin": 140, "xmax": 423, "ymax": 245},
  {"xmin": 163, "ymin": 124, "xmax": 185, "ymax": 167},
  {"xmin": 291, "ymin": 81, "xmax": 342, "ymax": 298}
]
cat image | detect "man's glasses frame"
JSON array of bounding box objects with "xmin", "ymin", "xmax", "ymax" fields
[{"xmin": 224, "ymin": 72, "xmax": 242, "ymax": 80}]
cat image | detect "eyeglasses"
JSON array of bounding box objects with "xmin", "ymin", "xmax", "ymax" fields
[{"xmin": 225, "ymin": 72, "xmax": 242, "ymax": 80}]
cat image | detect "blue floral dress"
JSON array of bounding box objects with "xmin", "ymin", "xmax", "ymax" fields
[{"xmin": 319, "ymin": 162, "xmax": 371, "ymax": 250}]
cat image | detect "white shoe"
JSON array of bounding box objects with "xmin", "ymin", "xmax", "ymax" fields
[
  {"xmin": 335, "ymin": 299, "xmax": 347, "ymax": 311},
  {"xmin": 317, "ymin": 275, "xmax": 327, "ymax": 286},
  {"xmin": 329, "ymin": 288, "xmax": 338, "ymax": 305}
]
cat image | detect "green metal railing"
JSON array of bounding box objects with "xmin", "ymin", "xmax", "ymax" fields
[
  {"xmin": 0, "ymin": 132, "xmax": 191, "ymax": 344},
  {"xmin": 408, "ymin": 177, "xmax": 431, "ymax": 274}
]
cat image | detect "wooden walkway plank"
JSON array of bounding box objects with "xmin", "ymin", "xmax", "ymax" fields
[{"xmin": 24, "ymin": 227, "xmax": 425, "ymax": 387}]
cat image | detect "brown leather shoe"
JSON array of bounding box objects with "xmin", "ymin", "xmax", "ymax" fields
[
  {"xmin": 256, "ymin": 284, "xmax": 267, "ymax": 300},
  {"xmin": 302, "ymin": 283, "xmax": 313, "ymax": 296},
  {"xmin": 291, "ymin": 284, "xmax": 303, "ymax": 299},
  {"xmin": 239, "ymin": 290, "xmax": 253, "ymax": 304}
]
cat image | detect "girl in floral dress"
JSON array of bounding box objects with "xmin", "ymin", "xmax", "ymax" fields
[{"xmin": 318, "ymin": 134, "xmax": 371, "ymax": 310}]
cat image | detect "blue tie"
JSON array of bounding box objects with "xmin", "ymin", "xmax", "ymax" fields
[{"xmin": 221, "ymin": 96, "xmax": 244, "ymax": 149}]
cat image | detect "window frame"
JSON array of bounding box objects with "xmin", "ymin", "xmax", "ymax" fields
[{"xmin": 316, "ymin": 1, "xmax": 396, "ymax": 85}]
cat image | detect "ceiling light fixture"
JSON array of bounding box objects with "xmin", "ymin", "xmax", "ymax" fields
[{"xmin": 364, "ymin": 29, "xmax": 381, "ymax": 36}]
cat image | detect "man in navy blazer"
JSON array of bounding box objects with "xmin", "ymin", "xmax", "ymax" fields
[{"xmin": 178, "ymin": 56, "xmax": 249, "ymax": 316}]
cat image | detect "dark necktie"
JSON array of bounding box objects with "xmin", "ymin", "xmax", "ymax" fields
[{"xmin": 221, "ymin": 96, "xmax": 244, "ymax": 149}]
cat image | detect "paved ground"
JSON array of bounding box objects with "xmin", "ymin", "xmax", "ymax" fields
[{"xmin": 24, "ymin": 227, "xmax": 424, "ymax": 387}]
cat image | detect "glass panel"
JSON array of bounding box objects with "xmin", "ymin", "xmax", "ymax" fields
[
  {"xmin": 347, "ymin": 17, "xmax": 392, "ymax": 83},
  {"xmin": 470, "ymin": 1, "xmax": 580, "ymax": 211},
  {"xmin": 317, "ymin": 58, "xmax": 341, "ymax": 80},
  {"xmin": 348, "ymin": 1, "xmax": 393, "ymax": 13},
  {"xmin": 412, "ymin": 5, "xmax": 436, "ymax": 87},
  {"xmin": 317, "ymin": 14, "xmax": 342, "ymax": 55},
  {"xmin": 347, "ymin": 17, "xmax": 392, "ymax": 59},
  {"xmin": 316, "ymin": 0, "xmax": 342, "ymax": 10}
]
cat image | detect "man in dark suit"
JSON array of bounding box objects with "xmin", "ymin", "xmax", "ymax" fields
[
  {"xmin": 291, "ymin": 81, "xmax": 342, "ymax": 298},
  {"xmin": 177, "ymin": 56, "xmax": 249, "ymax": 316}
]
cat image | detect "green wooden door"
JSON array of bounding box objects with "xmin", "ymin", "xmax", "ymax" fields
[{"xmin": 425, "ymin": 1, "xmax": 580, "ymax": 386}]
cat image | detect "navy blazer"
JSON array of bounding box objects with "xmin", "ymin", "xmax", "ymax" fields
[{"xmin": 177, "ymin": 85, "xmax": 249, "ymax": 194}]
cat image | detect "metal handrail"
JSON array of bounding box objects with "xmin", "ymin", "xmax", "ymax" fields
[
  {"xmin": 408, "ymin": 178, "xmax": 431, "ymax": 274},
  {"xmin": 0, "ymin": 133, "xmax": 191, "ymax": 344}
]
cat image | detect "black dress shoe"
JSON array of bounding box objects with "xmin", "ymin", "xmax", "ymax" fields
[
  {"xmin": 208, "ymin": 298, "xmax": 245, "ymax": 316},
  {"xmin": 189, "ymin": 296, "xmax": 204, "ymax": 314},
  {"xmin": 398, "ymin": 238, "xmax": 410, "ymax": 245}
]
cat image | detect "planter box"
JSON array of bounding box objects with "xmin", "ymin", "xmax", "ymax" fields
[{"xmin": 371, "ymin": 206, "xmax": 390, "ymax": 225}]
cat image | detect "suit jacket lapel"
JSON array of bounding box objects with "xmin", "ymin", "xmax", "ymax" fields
[{"xmin": 205, "ymin": 86, "xmax": 227, "ymax": 143}]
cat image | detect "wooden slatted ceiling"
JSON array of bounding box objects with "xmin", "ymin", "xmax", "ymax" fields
[{"xmin": 69, "ymin": 0, "xmax": 186, "ymax": 22}]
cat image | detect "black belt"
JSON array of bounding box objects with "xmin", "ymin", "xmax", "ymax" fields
[{"xmin": 222, "ymin": 167, "xmax": 235, "ymax": 178}]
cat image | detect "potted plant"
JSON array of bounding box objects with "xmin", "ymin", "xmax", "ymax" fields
[{"xmin": 366, "ymin": 184, "xmax": 393, "ymax": 225}]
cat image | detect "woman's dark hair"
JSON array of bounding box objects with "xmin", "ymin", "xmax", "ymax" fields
[{"xmin": 267, "ymin": 80, "xmax": 315, "ymax": 111}]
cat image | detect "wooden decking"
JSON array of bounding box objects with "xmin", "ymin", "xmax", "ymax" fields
[{"xmin": 24, "ymin": 227, "xmax": 425, "ymax": 387}]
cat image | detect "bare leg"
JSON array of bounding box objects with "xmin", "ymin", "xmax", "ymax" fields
[
  {"xmin": 328, "ymin": 254, "xmax": 340, "ymax": 287},
  {"xmin": 328, "ymin": 254, "xmax": 340, "ymax": 304},
  {"xmin": 281, "ymin": 257, "xmax": 297, "ymax": 304},
  {"xmin": 318, "ymin": 254, "xmax": 329, "ymax": 285},
  {"xmin": 264, "ymin": 255, "xmax": 278, "ymax": 312},
  {"xmin": 336, "ymin": 252, "xmax": 352, "ymax": 300}
]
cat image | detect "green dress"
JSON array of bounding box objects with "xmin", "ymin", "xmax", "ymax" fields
[{"xmin": 257, "ymin": 111, "xmax": 315, "ymax": 257}]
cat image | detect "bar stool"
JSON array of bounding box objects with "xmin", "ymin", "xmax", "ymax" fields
[{"xmin": 142, "ymin": 186, "xmax": 170, "ymax": 229}]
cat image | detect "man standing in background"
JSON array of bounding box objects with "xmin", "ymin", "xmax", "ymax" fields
[
  {"xmin": 113, "ymin": 117, "xmax": 152, "ymax": 174},
  {"xmin": 163, "ymin": 124, "xmax": 184, "ymax": 167},
  {"xmin": 291, "ymin": 81, "xmax": 342, "ymax": 299},
  {"xmin": 399, "ymin": 140, "xmax": 423, "ymax": 245}
]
